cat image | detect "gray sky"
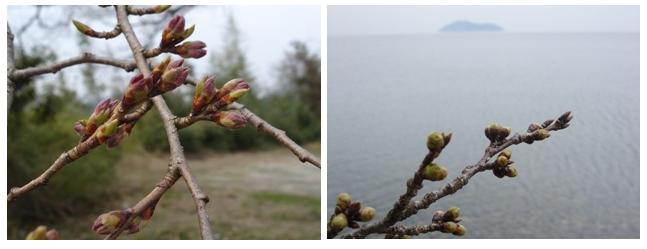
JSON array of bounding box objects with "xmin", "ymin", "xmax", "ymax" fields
[
  {"xmin": 8, "ymin": 5, "xmax": 320, "ymax": 97},
  {"xmin": 329, "ymin": 5, "xmax": 639, "ymax": 36}
]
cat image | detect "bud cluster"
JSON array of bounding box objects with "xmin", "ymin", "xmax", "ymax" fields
[
  {"xmin": 484, "ymin": 123, "xmax": 511, "ymax": 143},
  {"xmin": 123, "ymin": 57, "xmax": 189, "ymax": 109},
  {"xmin": 492, "ymin": 149, "xmax": 517, "ymax": 178},
  {"xmin": 25, "ymin": 225, "xmax": 59, "ymax": 240},
  {"xmin": 432, "ymin": 206, "xmax": 467, "ymax": 236},
  {"xmin": 330, "ymin": 192, "xmax": 376, "ymax": 232},
  {"xmin": 191, "ymin": 76, "xmax": 251, "ymax": 129},
  {"xmin": 91, "ymin": 202, "xmax": 157, "ymax": 236},
  {"xmin": 75, "ymin": 98, "xmax": 119, "ymax": 137},
  {"xmin": 160, "ymin": 16, "xmax": 207, "ymax": 59}
]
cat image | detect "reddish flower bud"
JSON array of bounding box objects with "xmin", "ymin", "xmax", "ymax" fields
[
  {"xmin": 45, "ymin": 229, "xmax": 60, "ymax": 240},
  {"xmin": 160, "ymin": 16, "xmax": 194, "ymax": 48},
  {"xmin": 157, "ymin": 59, "xmax": 189, "ymax": 93},
  {"xmin": 122, "ymin": 74, "xmax": 153, "ymax": 108},
  {"xmin": 192, "ymin": 75, "xmax": 217, "ymax": 114},
  {"xmin": 92, "ymin": 210, "xmax": 127, "ymax": 235},
  {"xmin": 175, "ymin": 41, "xmax": 207, "ymax": 59},
  {"xmin": 211, "ymin": 111, "xmax": 247, "ymax": 129},
  {"xmin": 73, "ymin": 120, "xmax": 86, "ymax": 136},
  {"xmin": 85, "ymin": 99, "xmax": 118, "ymax": 136},
  {"xmin": 217, "ymin": 79, "xmax": 250, "ymax": 105}
]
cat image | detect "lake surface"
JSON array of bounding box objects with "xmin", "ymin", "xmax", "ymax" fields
[{"xmin": 327, "ymin": 33, "xmax": 639, "ymax": 239}]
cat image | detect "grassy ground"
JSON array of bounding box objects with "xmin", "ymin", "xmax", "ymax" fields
[{"xmin": 49, "ymin": 142, "xmax": 321, "ymax": 240}]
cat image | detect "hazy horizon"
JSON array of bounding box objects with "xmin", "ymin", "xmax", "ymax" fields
[{"xmin": 329, "ymin": 5, "xmax": 639, "ymax": 37}]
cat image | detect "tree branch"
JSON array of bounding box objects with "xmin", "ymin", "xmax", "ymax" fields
[
  {"xmin": 105, "ymin": 165, "xmax": 181, "ymax": 239},
  {"xmin": 9, "ymin": 52, "xmax": 137, "ymax": 80},
  {"xmin": 338, "ymin": 112, "xmax": 573, "ymax": 238},
  {"xmin": 115, "ymin": 5, "xmax": 214, "ymax": 240},
  {"xmin": 7, "ymin": 24, "xmax": 15, "ymax": 111}
]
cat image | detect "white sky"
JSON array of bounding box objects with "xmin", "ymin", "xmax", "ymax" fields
[
  {"xmin": 329, "ymin": 5, "xmax": 639, "ymax": 36},
  {"xmin": 8, "ymin": 5, "xmax": 320, "ymax": 96}
]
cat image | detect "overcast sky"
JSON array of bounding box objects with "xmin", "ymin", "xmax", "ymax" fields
[
  {"xmin": 8, "ymin": 5, "xmax": 320, "ymax": 96},
  {"xmin": 329, "ymin": 5, "xmax": 639, "ymax": 36}
]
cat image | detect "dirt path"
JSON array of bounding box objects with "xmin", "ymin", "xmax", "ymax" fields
[{"xmin": 55, "ymin": 142, "xmax": 320, "ymax": 240}]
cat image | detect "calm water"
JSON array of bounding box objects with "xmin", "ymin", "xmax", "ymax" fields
[{"xmin": 327, "ymin": 33, "xmax": 639, "ymax": 239}]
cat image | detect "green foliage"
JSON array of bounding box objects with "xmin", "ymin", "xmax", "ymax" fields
[{"xmin": 8, "ymin": 50, "xmax": 121, "ymax": 231}]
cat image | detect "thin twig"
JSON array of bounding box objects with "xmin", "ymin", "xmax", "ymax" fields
[
  {"xmin": 83, "ymin": 25, "xmax": 122, "ymax": 39},
  {"xmin": 383, "ymin": 223, "xmax": 442, "ymax": 237},
  {"xmin": 182, "ymin": 79, "xmax": 322, "ymax": 169},
  {"xmin": 115, "ymin": 5, "xmax": 214, "ymax": 240},
  {"xmin": 339, "ymin": 112, "xmax": 572, "ymax": 238},
  {"xmin": 126, "ymin": 5, "xmax": 170, "ymax": 16},
  {"xmin": 10, "ymin": 52, "xmax": 137, "ymax": 80},
  {"xmin": 105, "ymin": 166, "xmax": 181, "ymax": 239}
]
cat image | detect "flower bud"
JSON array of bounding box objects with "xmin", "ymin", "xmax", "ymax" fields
[
  {"xmin": 359, "ymin": 207, "xmax": 376, "ymax": 221},
  {"xmin": 175, "ymin": 41, "xmax": 207, "ymax": 59},
  {"xmin": 426, "ymin": 132, "xmax": 445, "ymax": 151},
  {"xmin": 331, "ymin": 213, "xmax": 348, "ymax": 230},
  {"xmin": 424, "ymin": 163, "xmax": 448, "ymax": 181},
  {"xmin": 453, "ymin": 224, "xmax": 466, "ymax": 236},
  {"xmin": 336, "ymin": 192, "xmax": 352, "ymax": 209},
  {"xmin": 158, "ymin": 59, "xmax": 189, "ymax": 93},
  {"xmin": 85, "ymin": 99, "xmax": 117, "ymax": 135},
  {"xmin": 444, "ymin": 206, "xmax": 460, "ymax": 221},
  {"xmin": 122, "ymin": 74, "xmax": 153, "ymax": 108},
  {"xmin": 211, "ymin": 111, "xmax": 247, "ymax": 129},
  {"xmin": 74, "ymin": 120, "xmax": 86, "ymax": 136},
  {"xmin": 219, "ymin": 80, "xmax": 250, "ymax": 105},
  {"xmin": 105, "ymin": 124, "xmax": 133, "ymax": 148},
  {"xmin": 495, "ymin": 155, "xmax": 508, "ymax": 168},
  {"xmin": 484, "ymin": 123, "xmax": 500, "ymax": 142},
  {"xmin": 151, "ymin": 57, "xmax": 171, "ymax": 84},
  {"xmin": 192, "ymin": 75, "xmax": 217, "ymax": 114},
  {"xmin": 542, "ymin": 119, "xmax": 554, "ymax": 128},
  {"xmin": 535, "ymin": 129, "xmax": 550, "ymax": 141},
  {"xmin": 500, "ymin": 126, "xmax": 511, "ymax": 139},
  {"xmin": 96, "ymin": 119, "xmax": 120, "ymax": 144},
  {"xmin": 160, "ymin": 15, "xmax": 194, "ymax": 47},
  {"xmin": 493, "ymin": 166, "xmax": 506, "ymax": 178},
  {"xmin": 527, "ymin": 122, "xmax": 542, "ymax": 133},
  {"xmin": 505, "ymin": 165, "xmax": 518, "ymax": 177},
  {"xmin": 72, "ymin": 20, "xmax": 94, "ymax": 36},
  {"xmin": 26, "ymin": 225, "xmax": 48, "ymax": 240},
  {"xmin": 45, "ymin": 229, "xmax": 60, "ymax": 240},
  {"xmin": 92, "ymin": 210, "xmax": 126, "ymax": 235},
  {"xmin": 441, "ymin": 222, "xmax": 458, "ymax": 233},
  {"xmin": 500, "ymin": 149, "xmax": 512, "ymax": 159},
  {"xmin": 558, "ymin": 111, "xmax": 573, "ymax": 124},
  {"xmin": 432, "ymin": 210, "xmax": 446, "ymax": 222}
]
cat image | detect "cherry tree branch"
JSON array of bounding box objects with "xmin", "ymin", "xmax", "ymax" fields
[
  {"xmin": 9, "ymin": 52, "xmax": 137, "ymax": 80},
  {"xmin": 7, "ymin": 24, "xmax": 15, "ymax": 111},
  {"xmin": 337, "ymin": 111, "xmax": 573, "ymax": 239},
  {"xmin": 115, "ymin": 5, "xmax": 214, "ymax": 240},
  {"xmin": 105, "ymin": 165, "xmax": 181, "ymax": 239}
]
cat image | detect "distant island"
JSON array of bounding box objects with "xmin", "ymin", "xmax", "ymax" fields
[{"xmin": 439, "ymin": 21, "xmax": 503, "ymax": 32}]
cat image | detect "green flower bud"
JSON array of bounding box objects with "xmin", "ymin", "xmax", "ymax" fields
[
  {"xmin": 495, "ymin": 155, "xmax": 508, "ymax": 168},
  {"xmin": 92, "ymin": 210, "xmax": 126, "ymax": 235},
  {"xmin": 26, "ymin": 225, "xmax": 47, "ymax": 240},
  {"xmin": 453, "ymin": 224, "xmax": 466, "ymax": 236},
  {"xmin": 535, "ymin": 129, "xmax": 550, "ymax": 140},
  {"xmin": 505, "ymin": 165, "xmax": 518, "ymax": 177},
  {"xmin": 500, "ymin": 149, "xmax": 512, "ymax": 159},
  {"xmin": 424, "ymin": 163, "xmax": 448, "ymax": 181},
  {"xmin": 96, "ymin": 119, "xmax": 120, "ymax": 144},
  {"xmin": 331, "ymin": 213, "xmax": 348, "ymax": 230},
  {"xmin": 336, "ymin": 192, "xmax": 352, "ymax": 209},
  {"xmin": 441, "ymin": 221, "xmax": 458, "ymax": 233},
  {"xmin": 359, "ymin": 207, "xmax": 376, "ymax": 221},
  {"xmin": 426, "ymin": 132, "xmax": 445, "ymax": 151},
  {"xmin": 444, "ymin": 206, "xmax": 460, "ymax": 221},
  {"xmin": 72, "ymin": 20, "xmax": 94, "ymax": 36},
  {"xmin": 484, "ymin": 123, "xmax": 500, "ymax": 142}
]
